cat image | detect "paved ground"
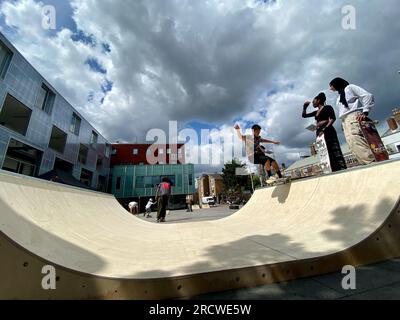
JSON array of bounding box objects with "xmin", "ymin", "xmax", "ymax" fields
[
  {"xmin": 136, "ymin": 205, "xmax": 239, "ymax": 224},
  {"xmin": 191, "ymin": 259, "xmax": 400, "ymax": 300},
  {"xmin": 137, "ymin": 206, "xmax": 400, "ymax": 300}
]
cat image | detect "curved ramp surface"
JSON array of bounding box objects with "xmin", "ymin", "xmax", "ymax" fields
[{"xmin": 0, "ymin": 161, "xmax": 400, "ymax": 299}]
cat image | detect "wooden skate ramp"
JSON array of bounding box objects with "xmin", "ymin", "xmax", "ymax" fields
[{"xmin": 0, "ymin": 160, "xmax": 399, "ymax": 299}]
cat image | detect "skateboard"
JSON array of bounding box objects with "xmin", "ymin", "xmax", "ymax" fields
[
  {"xmin": 315, "ymin": 134, "xmax": 332, "ymax": 174},
  {"xmin": 358, "ymin": 119, "xmax": 389, "ymax": 162},
  {"xmin": 265, "ymin": 177, "xmax": 291, "ymax": 187}
]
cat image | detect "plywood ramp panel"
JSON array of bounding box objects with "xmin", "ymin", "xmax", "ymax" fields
[{"xmin": 0, "ymin": 161, "xmax": 399, "ymax": 299}]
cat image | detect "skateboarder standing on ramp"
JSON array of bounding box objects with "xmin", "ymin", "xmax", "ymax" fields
[
  {"xmin": 329, "ymin": 77, "xmax": 388, "ymax": 165},
  {"xmin": 234, "ymin": 124, "xmax": 283, "ymax": 184},
  {"xmin": 302, "ymin": 92, "xmax": 347, "ymax": 172}
]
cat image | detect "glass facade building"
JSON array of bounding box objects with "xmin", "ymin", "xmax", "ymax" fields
[
  {"xmin": 0, "ymin": 32, "xmax": 111, "ymax": 191},
  {"xmin": 111, "ymin": 164, "xmax": 195, "ymax": 199}
]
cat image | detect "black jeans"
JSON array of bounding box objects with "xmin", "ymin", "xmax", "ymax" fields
[{"xmin": 157, "ymin": 195, "xmax": 169, "ymax": 220}]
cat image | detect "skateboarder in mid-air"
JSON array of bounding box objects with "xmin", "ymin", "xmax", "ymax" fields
[
  {"xmin": 329, "ymin": 77, "xmax": 388, "ymax": 164},
  {"xmin": 234, "ymin": 124, "xmax": 283, "ymax": 184}
]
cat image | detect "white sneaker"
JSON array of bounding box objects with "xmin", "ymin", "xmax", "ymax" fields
[{"xmin": 266, "ymin": 176, "xmax": 277, "ymax": 184}]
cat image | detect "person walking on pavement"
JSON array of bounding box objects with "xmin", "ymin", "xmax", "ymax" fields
[
  {"xmin": 186, "ymin": 195, "xmax": 193, "ymax": 212},
  {"xmin": 156, "ymin": 177, "xmax": 172, "ymax": 223}
]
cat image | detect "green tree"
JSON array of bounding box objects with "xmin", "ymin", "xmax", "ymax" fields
[
  {"xmin": 252, "ymin": 174, "xmax": 261, "ymax": 189},
  {"xmin": 221, "ymin": 159, "xmax": 250, "ymax": 193}
]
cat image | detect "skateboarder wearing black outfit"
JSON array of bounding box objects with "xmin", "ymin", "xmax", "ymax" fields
[{"xmin": 235, "ymin": 124, "xmax": 283, "ymax": 184}]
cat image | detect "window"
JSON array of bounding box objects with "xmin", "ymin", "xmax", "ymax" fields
[
  {"xmin": 144, "ymin": 176, "xmax": 153, "ymax": 188},
  {"xmin": 70, "ymin": 113, "xmax": 81, "ymax": 136},
  {"xmin": 0, "ymin": 40, "xmax": 13, "ymax": 79},
  {"xmin": 112, "ymin": 148, "xmax": 117, "ymax": 155},
  {"xmin": 97, "ymin": 176, "xmax": 107, "ymax": 192},
  {"xmin": 35, "ymin": 84, "xmax": 55, "ymax": 115},
  {"xmin": 54, "ymin": 158, "xmax": 73, "ymax": 173},
  {"xmin": 167, "ymin": 148, "xmax": 171, "ymax": 154},
  {"xmin": 135, "ymin": 175, "xmax": 175, "ymax": 189},
  {"xmin": 132, "ymin": 148, "xmax": 139, "ymax": 155},
  {"xmin": 159, "ymin": 148, "xmax": 164, "ymax": 155},
  {"xmin": 80, "ymin": 168, "xmax": 93, "ymax": 186},
  {"xmin": 90, "ymin": 131, "xmax": 98, "ymax": 148},
  {"xmin": 105, "ymin": 144, "xmax": 111, "ymax": 158},
  {"xmin": 96, "ymin": 156, "xmax": 103, "ymax": 171},
  {"xmin": 48, "ymin": 126, "xmax": 67, "ymax": 154},
  {"xmin": 0, "ymin": 94, "xmax": 32, "ymax": 136},
  {"xmin": 152, "ymin": 176, "xmax": 161, "ymax": 186},
  {"xmin": 167, "ymin": 175, "xmax": 176, "ymax": 187},
  {"xmin": 116, "ymin": 177, "xmax": 121, "ymax": 190},
  {"xmin": 78, "ymin": 144, "xmax": 89, "ymax": 165},
  {"xmin": 2, "ymin": 139, "xmax": 42, "ymax": 177},
  {"xmin": 3, "ymin": 157, "xmax": 36, "ymax": 176},
  {"xmin": 189, "ymin": 174, "xmax": 193, "ymax": 186},
  {"xmin": 135, "ymin": 176, "xmax": 144, "ymax": 188}
]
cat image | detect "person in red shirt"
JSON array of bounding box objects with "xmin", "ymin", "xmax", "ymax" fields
[{"xmin": 156, "ymin": 177, "xmax": 172, "ymax": 223}]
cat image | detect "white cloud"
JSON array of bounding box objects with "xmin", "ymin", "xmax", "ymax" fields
[{"xmin": 1, "ymin": 0, "xmax": 399, "ymax": 172}]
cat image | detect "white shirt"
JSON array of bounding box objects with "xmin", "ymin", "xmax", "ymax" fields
[
  {"xmin": 128, "ymin": 201, "xmax": 138, "ymax": 209},
  {"xmin": 145, "ymin": 201, "xmax": 154, "ymax": 210},
  {"xmin": 336, "ymin": 84, "xmax": 375, "ymax": 119},
  {"xmin": 244, "ymin": 135, "xmax": 256, "ymax": 158}
]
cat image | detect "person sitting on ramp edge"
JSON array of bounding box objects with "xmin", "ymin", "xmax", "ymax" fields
[{"xmin": 234, "ymin": 124, "xmax": 283, "ymax": 184}]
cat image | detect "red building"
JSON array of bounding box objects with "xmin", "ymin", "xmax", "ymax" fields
[{"xmin": 111, "ymin": 144, "xmax": 186, "ymax": 167}]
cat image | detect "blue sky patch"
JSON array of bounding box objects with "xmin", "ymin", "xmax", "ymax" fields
[
  {"xmin": 85, "ymin": 57, "xmax": 107, "ymax": 74},
  {"xmin": 71, "ymin": 30, "xmax": 96, "ymax": 47},
  {"xmin": 101, "ymin": 79, "xmax": 113, "ymax": 94}
]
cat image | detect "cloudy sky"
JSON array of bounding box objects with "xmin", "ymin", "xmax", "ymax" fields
[{"xmin": 1, "ymin": 0, "xmax": 399, "ymax": 173}]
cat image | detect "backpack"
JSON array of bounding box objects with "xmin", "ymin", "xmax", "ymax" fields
[{"xmin": 159, "ymin": 182, "xmax": 171, "ymax": 196}]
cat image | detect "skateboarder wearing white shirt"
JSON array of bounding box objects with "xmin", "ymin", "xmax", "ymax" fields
[
  {"xmin": 234, "ymin": 124, "xmax": 283, "ymax": 184},
  {"xmin": 329, "ymin": 77, "xmax": 378, "ymax": 165},
  {"xmin": 144, "ymin": 199, "xmax": 155, "ymax": 218}
]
